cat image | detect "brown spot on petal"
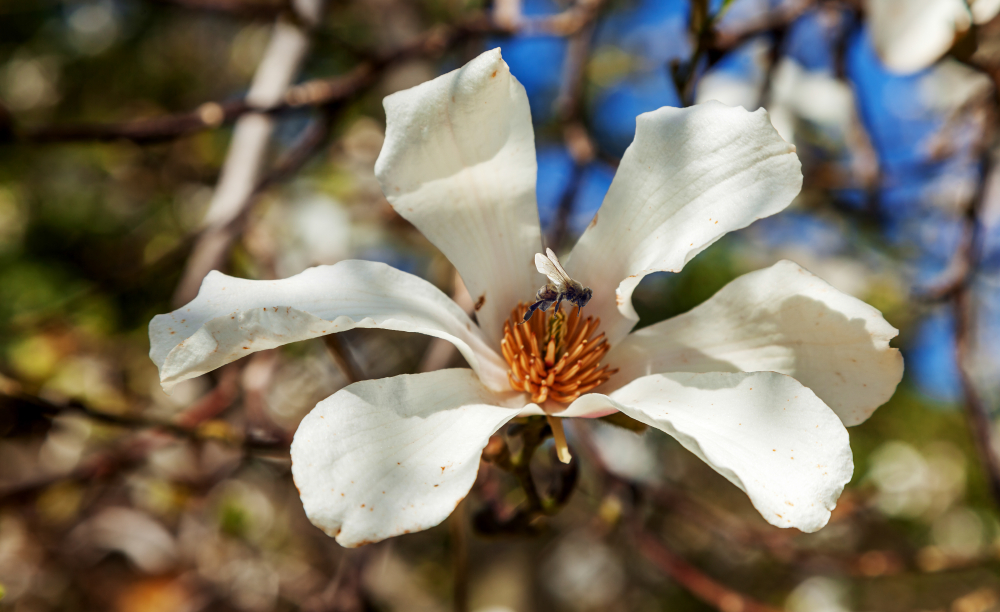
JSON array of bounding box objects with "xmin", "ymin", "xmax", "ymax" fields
[{"xmin": 474, "ymin": 294, "xmax": 486, "ymax": 311}]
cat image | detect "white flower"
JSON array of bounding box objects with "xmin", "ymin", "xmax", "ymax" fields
[
  {"xmin": 867, "ymin": 0, "xmax": 1000, "ymax": 74},
  {"xmin": 148, "ymin": 48, "xmax": 904, "ymax": 548}
]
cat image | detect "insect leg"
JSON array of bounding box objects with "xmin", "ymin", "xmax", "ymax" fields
[
  {"xmin": 521, "ymin": 299, "xmax": 554, "ymax": 324},
  {"xmin": 521, "ymin": 301, "xmax": 543, "ymax": 324}
]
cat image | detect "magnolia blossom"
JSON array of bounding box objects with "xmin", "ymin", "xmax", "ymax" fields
[
  {"xmin": 868, "ymin": 0, "xmax": 1000, "ymax": 74},
  {"xmin": 149, "ymin": 49, "xmax": 903, "ymax": 548}
]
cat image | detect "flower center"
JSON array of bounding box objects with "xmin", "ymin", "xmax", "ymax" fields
[{"xmin": 501, "ymin": 303, "xmax": 618, "ymax": 405}]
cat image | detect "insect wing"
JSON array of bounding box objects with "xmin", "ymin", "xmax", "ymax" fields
[
  {"xmin": 534, "ymin": 252, "xmax": 569, "ymax": 292},
  {"xmin": 544, "ymin": 248, "xmax": 574, "ymax": 282}
]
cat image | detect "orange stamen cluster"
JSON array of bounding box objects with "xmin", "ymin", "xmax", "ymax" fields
[{"xmin": 501, "ymin": 303, "xmax": 618, "ymax": 405}]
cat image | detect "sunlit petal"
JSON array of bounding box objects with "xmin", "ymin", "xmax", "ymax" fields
[
  {"xmin": 568, "ymin": 371, "xmax": 854, "ymax": 532},
  {"xmin": 290, "ymin": 369, "xmax": 521, "ymax": 547},
  {"xmin": 606, "ymin": 260, "xmax": 903, "ymax": 426},
  {"xmin": 149, "ymin": 261, "xmax": 508, "ymax": 392},
  {"xmin": 565, "ymin": 102, "xmax": 802, "ymax": 346},
  {"xmin": 375, "ymin": 48, "xmax": 543, "ymax": 347}
]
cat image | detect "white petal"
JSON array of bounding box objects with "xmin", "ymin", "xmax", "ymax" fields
[
  {"xmin": 568, "ymin": 371, "xmax": 854, "ymax": 532},
  {"xmin": 607, "ymin": 260, "xmax": 903, "ymax": 427},
  {"xmin": 290, "ymin": 369, "xmax": 521, "ymax": 547},
  {"xmin": 375, "ymin": 48, "xmax": 543, "ymax": 347},
  {"xmin": 564, "ymin": 102, "xmax": 802, "ymax": 346},
  {"xmin": 149, "ymin": 261, "xmax": 508, "ymax": 392},
  {"xmin": 972, "ymin": 0, "xmax": 1000, "ymax": 23},
  {"xmin": 867, "ymin": 0, "xmax": 971, "ymax": 74}
]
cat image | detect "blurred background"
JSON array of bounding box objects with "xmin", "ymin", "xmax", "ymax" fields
[{"xmin": 2, "ymin": 0, "xmax": 1000, "ymax": 610}]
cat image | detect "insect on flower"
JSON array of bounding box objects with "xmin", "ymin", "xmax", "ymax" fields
[{"xmin": 522, "ymin": 248, "xmax": 593, "ymax": 323}]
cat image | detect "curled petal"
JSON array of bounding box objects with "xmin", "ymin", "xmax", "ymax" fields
[
  {"xmin": 149, "ymin": 261, "xmax": 508, "ymax": 392},
  {"xmin": 607, "ymin": 260, "xmax": 903, "ymax": 426},
  {"xmin": 565, "ymin": 102, "xmax": 802, "ymax": 346},
  {"xmin": 375, "ymin": 48, "xmax": 543, "ymax": 347},
  {"xmin": 290, "ymin": 369, "xmax": 521, "ymax": 547},
  {"xmin": 568, "ymin": 371, "xmax": 854, "ymax": 532}
]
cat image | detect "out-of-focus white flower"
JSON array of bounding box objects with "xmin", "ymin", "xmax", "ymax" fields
[
  {"xmin": 149, "ymin": 49, "xmax": 903, "ymax": 547},
  {"xmin": 695, "ymin": 55, "xmax": 857, "ymax": 147},
  {"xmin": 868, "ymin": 441, "xmax": 966, "ymax": 519},
  {"xmin": 0, "ymin": 52, "xmax": 61, "ymax": 111},
  {"xmin": 694, "ymin": 38, "xmax": 770, "ymax": 112},
  {"xmin": 786, "ymin": 576, "xmax": 852, "ymax": 612},
  {"xmin": 588, "ymin": 419, "xmax": 661, "ymax": 483},
  {"xmin": 867, "ymin": 0, "xmax": 1000, "ymax": 74},
  {"xmin": 919, "ymin": 59, "xmax": 994, "ymax": 113},
  {"xmin": 542, "ymin": 532, "xmax": 625, "ymax": 609},
  {"xmin": 69, "ymin": 507, "xmax": 178, "ymax": 574},
  {"xmin": 932, "ymin": 507, "xmax": 986, "ymax": 557},
  {"xmin": 768, "ymin": 58, "xmax": 856, "ymax": 145},
  {"xmin": 262, "ymin": 192, "xmax": 352, "ymax": 278}
]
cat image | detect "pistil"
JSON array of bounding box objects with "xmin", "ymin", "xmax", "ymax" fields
[{"xmin": 501, "ymin": 303, "xmax": 617, "ymax": 406}]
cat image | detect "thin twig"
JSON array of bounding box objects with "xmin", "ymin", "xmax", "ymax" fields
[
  {"xmin": 632, "ymin": 526, "xmax": 785, "ymax": 612},
  {"xmin": 10, "ymin": 9, "xmax": 601, "ymax": 146},
  {"xmin": 546, "ymin": 0, "xmax": 603, "ymax": 250},
  {"xmin": 323, "ymin": 333, "xmax": 364, "ymax": 384},
  {"xmin": 174, "ymin": 0, "xmax": 327, "ymax": 304},
  {"xmin": 149, "ymin": 0, "xmax": 288, "ymax": 19},
  {"xmin": 0, "ymin": 392, "xmax": 288, "ymax": 452},
  {"xmin": 939, "ymin": 56, "xmax": 1000, "ymax": 508},
  {"xmin": 450, "ymin": 501, "xmax": 469, "ymax": 612},
  {"xmin": 173, "ymin": 111, "xmax": 335, "ymax": 304}
]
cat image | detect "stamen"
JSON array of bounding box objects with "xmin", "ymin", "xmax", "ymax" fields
[
  {"xmin": 546, "ymin": 414, "xmax": 572, "ymax": 464},
  {"xmin": 502, "ymin": 303, "xmax": 619, "ymax": 406}
]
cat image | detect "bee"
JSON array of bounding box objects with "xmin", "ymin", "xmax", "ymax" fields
[{"xmin": 521, "ymin": 248, "xmax": 593, "ymax": 324}]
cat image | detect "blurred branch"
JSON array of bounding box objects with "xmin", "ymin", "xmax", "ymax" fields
[
  {"xmin": 450, "ymin": 502, "xmax": 469, "ymax": 612},
  {"xmin": 953, "ymin": 173, "xmax": 1000, "ymax": 507},
  {"xmin": 0, "ymin": 383, "xmax": 289, "ymax": 504},
  {"xmin": 546, "ymin": 0, "xmax": 602, "ymax": 251},
  {"xmin": 671, "ymin": 0, "xmax": 817, "ymax": 106},
  {"xmin": 572, "ymin": 421, "xmax": 804, "ymax": 608},
  {"xmin": 149, "ymin": 0, "xmax": 288, "ymax": 19},
  {"xmin": 172, "ymin": 110, "xmax": 334, "ymax": 305},
  {"xmin": 929, "ymin": 58, "xmax": 1000, "ymax": 507},
  {"xmin": 173, "ymin": 363, "xmax": 243, "ymax": 428},
  {"xmin": 10, "ymin": 6, "xmax": 605, "ymax": 147},
  {"xmin": 493, "ymin": 0, "xmax": 606, "ymax": 36},
  {"xmin": 15, "ymin": 70, "xmax": 366, "ymax": 144},
  {"xmin": 174, "ymin": 0, "xmax": 327, "ymax": 304},
  {"xmin": 0, "ymin": 392, "xmax": 288, "ymax": 453},
  {"xmin": 633, "ymin": 528, "xmax": 784, "ymax": 612},
  {"xmin": 709, "ymin": 0, "xmax": 816, "ymax": 53},
  {"xmin": 323, "ymin": 333, "xmax": 364, "ymax": 384}
]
